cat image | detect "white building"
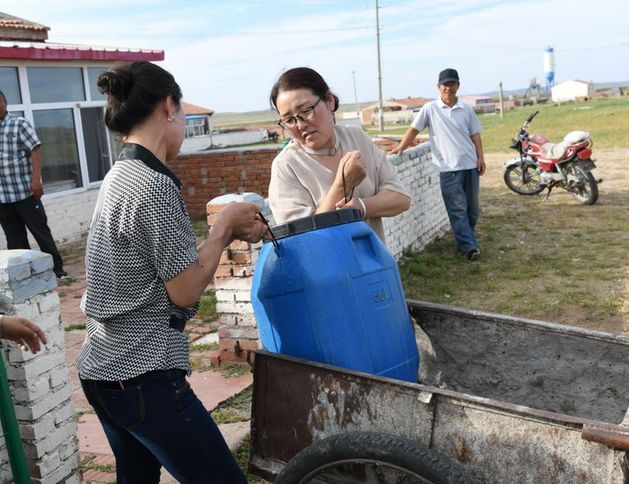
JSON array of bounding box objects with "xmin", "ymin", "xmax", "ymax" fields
[
  {"xmin": 551, "ymin": 80, "xmax": 592, "ymax": 103},
  {"xmin": 0, "ymin": 12, "xmax": 163, "ymax": 246}
]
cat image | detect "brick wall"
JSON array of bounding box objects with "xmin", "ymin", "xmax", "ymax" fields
[
  {"xmin": 0, "ymin": 250, "xmax": 80, "ymax": 483},
  {"xmin": 170, "ymin": 146, "xmax": 282, "ymax": 219},
  {"xmin": 0, "ymin": 189, "xmax": 99, "ymax": 251},
  {"xmin": 0, "ymin": 146, "xmax": 282, "ymax": 250},
  {"xmin": 206, "ymin": 194, "xmax": 268, "ymax": 366},
  {"xmin": 384, "ymin": 142, "xmax": 449, "ymax": 257}
]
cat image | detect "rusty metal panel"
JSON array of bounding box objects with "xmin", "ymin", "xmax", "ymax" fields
[
  {"xmin": 250, "ymin": 351, "xmax": 433, "ymax": 472},
  {"xmin": 431, "ymin": 398, "xmax": 625, "ymax": 483}
]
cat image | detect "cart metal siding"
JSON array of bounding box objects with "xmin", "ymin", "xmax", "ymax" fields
[{"xmin": 250, "ymin": 300, "xmax": 629, "ymax": 482}]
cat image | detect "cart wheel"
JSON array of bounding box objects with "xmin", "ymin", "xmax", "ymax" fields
[{"xmin": 275, "ymin": 431, "xmax": 476, "ymax": 484}]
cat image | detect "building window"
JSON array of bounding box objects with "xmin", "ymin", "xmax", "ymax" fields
[
  {"xmin": 27, "ymin": 67, "xmax": 86, "ymax": 103},
  {"xmin": 87, "ymin": 67, "xmax": 108, "ymax": 101},
  {"xmin": 0, "ymin": 67, "xmax": 21, "ymax": 104},
  {"xmin": 32, "ymin": 109, "xmax": 83, "ymax": 193},
  {"xmin": 185, "ymin": 117, "xmax": 209, "ymax": 138}
]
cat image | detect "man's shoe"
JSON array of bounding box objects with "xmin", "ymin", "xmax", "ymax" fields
[
  {"xmin": 467, "ymin": 249, "xmax": 480, "ymax": 261},
  {"xmin": 55, "ymin": 270, "xmax": 69, "ymax": 279}
]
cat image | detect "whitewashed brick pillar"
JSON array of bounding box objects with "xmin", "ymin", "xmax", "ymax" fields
[
  {"xmin": 0, "ymin": 250, "xmax": 80, "ymax": 484},
  {"xmin": 206, "ymin": 193, "xmax": 269, "ymax": 366}
]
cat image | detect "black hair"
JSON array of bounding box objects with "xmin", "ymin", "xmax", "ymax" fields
[
  {"xmin": 97, "ymin": 61, "xmax": 182, "ymax": 136},
  {"xmin": 270, "ymin": 67, "xmax": 339, "ymax": 112},
  {"xmin": 0, "ymin": 91, "xmax": 6, "ymax": 103}
]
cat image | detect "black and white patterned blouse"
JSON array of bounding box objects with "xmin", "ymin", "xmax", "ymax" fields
[
  {"xmin": 77, "ymin": 143, "xmax": 198, "ymax": 381},
  {"xmin": 0, "ymin": 113, "xmax": 41, "ymax": 203}
]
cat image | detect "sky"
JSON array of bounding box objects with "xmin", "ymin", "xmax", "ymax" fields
[{"xmin": 6, "ymin": 0, "xmax": 629, "ymax": 113}]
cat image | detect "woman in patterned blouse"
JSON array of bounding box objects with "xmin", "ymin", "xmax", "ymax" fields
[{"xmin": 77, "ymin": 61, "xmax": 266, "ymax": 484}]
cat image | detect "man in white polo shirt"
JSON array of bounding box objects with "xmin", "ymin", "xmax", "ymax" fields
[{"xmin": 391, "ymin": 68, "xmax": 486, "ymax": 261}]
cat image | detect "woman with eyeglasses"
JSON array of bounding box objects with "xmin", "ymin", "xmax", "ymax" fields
[{"xmin": 268, "ymin": 67, "xmax": 410, "ymax": 243}]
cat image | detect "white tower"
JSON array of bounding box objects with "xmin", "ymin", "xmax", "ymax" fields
[{"xmin": 544, "ymin": 46, "xmax": 555, "ymax": 93}]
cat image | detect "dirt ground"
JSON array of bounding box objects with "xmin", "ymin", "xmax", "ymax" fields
[{"xmin": 483, "ymin": 148, "xmax": 629, "ymax": 334}]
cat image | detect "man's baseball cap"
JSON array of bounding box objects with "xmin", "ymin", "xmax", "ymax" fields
[{"xmin": 438, "ymin": 68, "xmax": 459, "ymax": 84}]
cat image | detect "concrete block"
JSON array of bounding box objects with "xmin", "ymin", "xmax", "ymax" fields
[
  {"xmin": 19, "ymin": 415, "xmax": 55, "ymax": 441},
  {"xmin": 18, "ymin": 351, "xmax": 66, "ymax": 381},
  {"xmin": 31, "ymin": 256, "xmax": 54, "ymax": 275},
  {"xmin": 11, "ymin": 373, "xmax": 49, "ymax": 402},
  {"xmin": 38, "ymin": 455, "xmax": 79, "ymax": 484},
  {"xmin": 59, "ymin": 440, "xmax": 79, "ymax": 461},
  {"xmin": 33, "ymin": 419, "xmax": 77, "ymax": 457},
  {"xmin": 49, "ymin": 366, "xmax": 71, "ymax": 389},
  {"xmin": 10, "ymin": 300, "xmax": 41, "ymax": 321},
  {"xmin": 33, "ymin": 450, "xmax": 61, "ymax": 477},
  {"xmin": 52, "ymin": 401, "xmax": 75, "ymax": 426},
  {"xmin": 14, "ymin": 383, "xmax": 72, "ymax": 421},
  {"xmin": 38, "ymin": 292, "xmax": 60, "ymax": 314},
  {"xmin": 8, "ymin": 272, "xmax": 57, "ymax": 303}
]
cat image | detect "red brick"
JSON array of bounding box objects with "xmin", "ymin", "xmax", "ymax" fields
[{"xmin": 213, "ymin": 266, "xmax": 234, "ymax": 278}]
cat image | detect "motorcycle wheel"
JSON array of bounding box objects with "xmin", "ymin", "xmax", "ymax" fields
[
  {"xmin": 275, "ymin": 431, "xmax": 476, "ymax": 484},
  {"xmin": 503, "ymin": 163, "xmax": 544, "ymax": 195},
  {"xmin": 566, "ymin": 164, "xmax": 598, "ymax": 205}
]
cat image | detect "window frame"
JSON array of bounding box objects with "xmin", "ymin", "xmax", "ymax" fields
[{"xmin": 1, "ymin": 61, "xmax": 116, "ymax": 197}]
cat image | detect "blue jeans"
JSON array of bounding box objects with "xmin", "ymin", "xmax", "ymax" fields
[
  {"xmin": 81, "ymin": 370, "xmax": 247, "ymax": 484},
  {"xmin": 439, "ymin": 169, "xmax": 480, "ymax": 254}
]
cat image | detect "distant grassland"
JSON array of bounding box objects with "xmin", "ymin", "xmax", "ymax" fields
[
  {"xmin": 366, "ymin": 97, "xmax": 629, "ymax": 152},
  {"xmin": 212, "ymin": 102, "xmax": 373, "ymax": 129},
  {"xmin": 214, "ymin": 97, "xmax": 629, "ymax": 152}
]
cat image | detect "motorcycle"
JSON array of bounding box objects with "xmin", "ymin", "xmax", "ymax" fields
[{"xmin": 503, "ymin": 111, "xmax": 600, "ymax": 205}]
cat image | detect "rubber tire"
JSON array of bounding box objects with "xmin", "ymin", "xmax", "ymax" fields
[
  {"xmin": 569, "ymin": 165, "xmax": 599, "ymax": 205},
  {"xmin": 503, "ymin": 163, "xmax": 545, "ymax": 195},
  {"xmin": 275, "ymin": 431, "xmax": 476, "ymax": 484}
]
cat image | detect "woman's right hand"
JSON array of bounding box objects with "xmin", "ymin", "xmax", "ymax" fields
[
  {"xmin": 1, "ymin": 316, "xmax": 47, "ymax": 353},
  {"xmin": 335, "ymin": 150, "xmax": 366, "ymax": 191},
  {"xmin": 215, "ymin": 202, "xmax": 268, "ymax": 244}
]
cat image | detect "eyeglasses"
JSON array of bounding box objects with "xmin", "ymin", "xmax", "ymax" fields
[{"xmin": 277, "ymin": 98, "xmax": 323, "ymax": 129}]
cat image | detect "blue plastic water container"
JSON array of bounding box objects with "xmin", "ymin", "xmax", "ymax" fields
[{"xmin": 251, "ymin": 209, "xmax": 419, "ymax": 382}]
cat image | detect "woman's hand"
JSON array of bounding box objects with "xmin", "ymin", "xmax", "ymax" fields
[
  {"xmin": 165, "ymin": 202, "xmax": 269, "ymax": 308},
  {"xmin": 0, "ymin": 316, "xmax": 47, "ymax": 353},
  {"xmin": 335, "ymin": 151, "xmax": 366, "ymax": 192},
  {"xmin": 215, "ymin": 202, "xmax": 269, "ymax": 244},
  {"xmin": 335, "ymin": 197, "xmax": 366, "ymax": 218}
]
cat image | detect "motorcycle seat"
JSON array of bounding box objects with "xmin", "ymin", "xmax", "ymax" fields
[
  {"xmin": 564, "ymin": 130, "xmax": 590, "ymax": 144},
  {"xmin": 539, "ymin": 142, "xmax": 566, "ymax": 160}
]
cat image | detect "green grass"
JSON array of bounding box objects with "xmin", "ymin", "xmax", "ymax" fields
[
  {"xmin": 191, "ymin": 216, "xmax": 209, "ymax": 238},
  {"xmin": 190, "ymin": 342, "xmax": 219, "ymax": 352},
  {"xmin": 400, "ymin": 151, "xmax": 629, "ymax": 333},
  {"xmin": 365, "ymin": 97, "xmax": 629, "ymax": 152},
  {"xmin": 234, "ymin": 436, "xmax": 271, "ymax": 483},
  {"xmin": 212, "ymin": 385, "xmax": 252, "ymax": 424},
  {"xmin": 56, "ymin": 276, "xmax": 76, "ymax": 287},
  {"xmin": 197, "ymin": 290, "xmax": 218, "ymax": 323},
  {"xmin": 64, "ymin": 323, "xmax": 86, "ymax": 332}
]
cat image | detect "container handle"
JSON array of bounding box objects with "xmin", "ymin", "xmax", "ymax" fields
[{"xmin": 257, "ymin": 212, "xmax": 280, "ymax": 253}]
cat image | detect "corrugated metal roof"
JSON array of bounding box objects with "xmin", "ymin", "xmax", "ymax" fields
[{"xmin": 0, "ymin": 40, "xmax": 164, "ymax": 62}]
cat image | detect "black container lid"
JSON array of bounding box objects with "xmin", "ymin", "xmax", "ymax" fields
[{"xmin": 271, "ymin": 208, "xmax": 363, "ymax": 240}]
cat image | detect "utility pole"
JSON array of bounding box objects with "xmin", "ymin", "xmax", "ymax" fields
[
  {"xmin": 375, "ymin": 0, "xmax": 384, "ymax": 132},
  {"xmin": 499, "ymin": 81, "xmax": 504, "ymax": 119},
  {"xmin": 352, "ymin": 70, "xmax": 360, "ymax": 120}
]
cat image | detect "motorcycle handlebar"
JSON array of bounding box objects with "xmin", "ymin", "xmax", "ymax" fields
[{"xmin": 525, "ymin": 110, "xmax": 540, "ymax": 125}]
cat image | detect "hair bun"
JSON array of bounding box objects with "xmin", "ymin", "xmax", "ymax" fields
[{"xmin": 97, "ymin": 69, "xmax": 134, "ymax": 100}]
